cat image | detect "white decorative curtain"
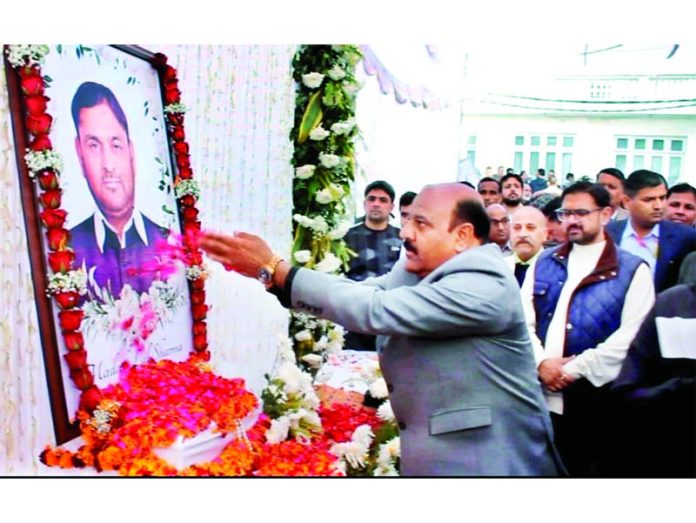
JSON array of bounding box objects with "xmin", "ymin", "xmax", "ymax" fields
[{"xmin": 0, "ymin": 45, "xmax": 297, "ymax": 474}]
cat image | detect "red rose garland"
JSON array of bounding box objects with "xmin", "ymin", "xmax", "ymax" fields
[{"xmin": 7, "ymin": 47, "xmax": 210, "ymax": 414}]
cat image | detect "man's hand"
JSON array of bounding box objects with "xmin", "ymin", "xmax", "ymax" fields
[
  {"xmin": 199, "ymin": 230, "xmax": 274, "ymax": 278},
  {"xmin": 538, "ymin": 356, "xmax": 576, "ymax": 392}
]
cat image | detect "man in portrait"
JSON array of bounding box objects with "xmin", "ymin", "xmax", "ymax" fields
[{"xmin": 69, "ymin": 81, "xmax": 168, "ymax": 298}]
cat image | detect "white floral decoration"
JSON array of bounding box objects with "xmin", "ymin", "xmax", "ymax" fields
[
  {"xmin": 294, "ymin": 329, "xmax": 313, "ymax": 342},
  {"xmin": 330, "ymin": 119, "xmax": 355, "ymax": 136},
  {"xmin": 265, "ymin": 416, "xmax": 291, "ymax": 444},
  {"xmin": 311, "ymin": 216, "xmax": 329, "ymax": 235},
  {"xmin": 301, "ymin": 353, "xmax": 323, "ymax": 369},
  {"xmin": 46, "ymin": 268, "xmax": 88, "ymax": 296},
  {"xmin": 185, "ymin": 264, "xmax": 209, "ymax": 281},
  {"xmin": 368, "ymin": 377, "xmax": 389, "ymax": 399},
  {"xmin": 374, "ymin": 436, "xmax": 400, "ymax": 476},
  {"xmin": 24, "ymin": 150, "xmax": 64, "ymax": 177},
  {"xmin": 81, "ymin": 280, "xmax": 184, "ymax": 361},
  {"xmin": 164, "ymin": 102, "xmax": 187, "ymax": 114},
  {"xmin": 319, "ymin": 152, "xmax": 341, "ymax": 169},
  {"xmin": 314, "ymin": 252, "xmax": 342, "ymax": 273},
  {"xmin": 316, "ymin": 184, "xmax": 345, "ymax": 205},
  {"xmin": 377, "ymin": 400, "xmax": 395, "ymax": 422},
  {"xmin": 330, "ymin": 424, "xmax": 374, "ymax": 470},
  {"xmin": 6, "ymin": 45, "xmax": 50, "ymax": 68},
  {"xmin": 294, "ymin": 164, "xmax": 316, "ymax": 180},
  {"xmin": 174, "ymin": 178, "xmax": 200, "ymax": 199},
  {"xmin": 328, "ymin": 221, "xmax": 351, "ymax": 240},
  {"xmin": 293, "ymin": 250, "xmax": 311, "ymax": 264},
  {"xmin": 301, "ymin": 72, "xmax": 325, "ymax": 89},
  {"xmin": 327, "ymin": 65, "xmax": 346, "ymax": 81},
  {"xmin": 309, "ymin": 126, "xmax": 330, "ymax": 141}
]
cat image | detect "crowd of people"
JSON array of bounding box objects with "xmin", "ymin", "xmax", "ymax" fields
[{"xmin": 199, "ymin": 166, "xmax": 695, "ymax": 477}]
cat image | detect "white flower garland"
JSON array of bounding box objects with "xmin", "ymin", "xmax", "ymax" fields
[
  {"xmin": 163, "ymin": 102, "xmax": 187, "ymax": 114},
  {"xmin": 24, "ymin": 149, "xmax": 64, "ymax": 177},
  {"xmin": 46, "ymin": 269, "xmax": 88, "ymax": 296},
  {"xmin": 5, "ymin": 44, "xmax": 50, "ymax": 68},
  {"xmin": 174, "ymin": 178, "xmax": 201, "ymax": 199}
]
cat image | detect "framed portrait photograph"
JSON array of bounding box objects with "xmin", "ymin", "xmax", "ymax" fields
[{"xmin": 5, "ymin": 45, "xmax": 197, "ymax": 443}]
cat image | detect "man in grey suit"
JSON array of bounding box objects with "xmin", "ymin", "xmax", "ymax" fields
[{"xmin": 200, "ymin": 183, "xmax": 564, "ymax": 476}]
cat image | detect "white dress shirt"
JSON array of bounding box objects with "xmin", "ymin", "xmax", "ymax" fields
[
  {"xmin": 619, "ymin": 220, "xmax": 660, "ymax": 277},
  {"xmin": 521, "ymin": 240, "xmax": 655, "ymax": 414},
  {"xmin": 92, "ymin": 208, "xmax": 150, "ymax": 253}
]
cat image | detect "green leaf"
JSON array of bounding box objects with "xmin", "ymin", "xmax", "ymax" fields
[
  {"xmin": 161, "ymin": 205, "xmax": 175, "ymax": 216},
  {"xmin": 56, "ymin": 44, "xmax": 62, "ymax": 54},
  {"xmin": 297, "ymin": 90, "xmax": 323, "ymax": 143},
  {"xmin": 43, "ymin": 75, "xmax": 53, "ymax": 83}
]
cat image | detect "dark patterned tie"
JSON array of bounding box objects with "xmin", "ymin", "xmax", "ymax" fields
[{"xmin": 514, "ymin": 262, "xmax": 529, "ymax": 287}]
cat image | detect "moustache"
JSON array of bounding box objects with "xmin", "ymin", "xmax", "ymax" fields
[{"xmin": 403, "ymin": 240, "xmax": 418, "ymax": 254}]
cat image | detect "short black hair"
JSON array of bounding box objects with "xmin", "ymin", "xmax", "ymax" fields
[
  {"xmin": 500, "ymin": 173, "xmax": 523, "ymax": 189},
  {"xmin": 477, "ymin": 177, "xmax": 500, "ymax": 191},
  {"xmin": 667, "ymin": 183, "xmax": 696, "ymax": 200},
  {"xmin": 624, "ymin": 170, "xmax": 667, "ymax": 198},
  {"xmin": 537, "ymin": 168, "xmax": 546, "ymax": 177},
  {"xmin": 364, "ymin": 180, "xmax": 395, "ymax": 202},
  {"xmin": 399, "ymin": 191, "xmax": 417, "ymax": 207},
  {"xmin": 449, "ymin": 199, "xmax": 490, "ymax": 241},
  {"xmin": 597, "ymin": 167, "xmax": 625, "ymax": 186},
  {"xmin": 459, "ymin": 181, "xmax": 475, "ymax": 189},
  {"xmin": 505, "ymin": 167, "xmax": 514, "ymax": 174},
  {"xmin": 71, "ymin": 81, "xmax": 130, "ymax": 139},
  {"xmin": 561, "ymin": 181, "xmax": 611, "ymax": 208},
  {"xmin": 542, "ymin": 196, "xmax": 563, "ymax": 222}
]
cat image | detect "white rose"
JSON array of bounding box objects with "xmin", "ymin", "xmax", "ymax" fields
[
  {"xmin": 313, "ymin": 335, "xmax": 328, "ymax": 352},
  {"xmin": 319, "ymin": 153, "xmax": 341, "ymax": 169},
  {"xmin": 294, "ymin": 329, "xmax": 313, "ymax": 342},
  {"xmin": 377, "ymin": 401, "xmax": 395, "ymax": 422},
  {"xmin": 311, "ymin": 216, "xmax": 329, "ymax": 234},
  {"xmin": 295, "ymin": 164, "xmax": 316, "ymax": 180},
  {"xmin": 316, "ymin": 188, "xmax": 334, "ymax": 205},
  {"xmin": 325, "ymin": 341, "xmax": 343, "ymax": 354},
  {"xmin": 302, "ymin": 72, "xmax": 325, "ymax": 89},
  {"xmin": 265, "ymin": 416, "xmax": 290, "ymax": 444},
  {"xmin": 314, "ymin": 252, "xmax": 342, "ymax": 273},
  {"xmin": 309, "ymin": 126, "xmax": 330, "ymax": 141},
  {"xmin": 368, "ymin": 377, "xmax": 389, "ymax": 399},
  {"xmin": 327, "ymin": 65, "xmax": 346, "ymax": 81},
  {"xmin": 328, "ymin": 221, "xmax": 351, "ymax": 240},
  {"xmin": 293, "ymin": 214, "xmax": 314, "ymax": 228},
  {"xmin": 276, "ymin": 362, "xmax": 304, "ymax": 394},
  {"xmin": 301, "ymin": 353, "xmax": 324, "ymax": 369},
  {"xmin": 293, "ymin": 250, "xmax": 311, "ymax": 264}
]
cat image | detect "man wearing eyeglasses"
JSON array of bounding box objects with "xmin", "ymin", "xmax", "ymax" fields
[{"xmin": 520, "ymin": 181, "xmax": 654, "ymax": 476}]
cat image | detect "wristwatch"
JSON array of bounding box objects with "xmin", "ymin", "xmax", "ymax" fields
[{"xmin": 258, "ymin": 255, "xmax": 284, "ymax": 288}]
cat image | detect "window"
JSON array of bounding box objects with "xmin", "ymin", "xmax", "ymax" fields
[
  {"xmin": 513, "ymin": 134, "xmax": 574, "ymax": 175},
  {"xmin": 614, "ymin": 135, "xmax": 686, "ymax": 184}
]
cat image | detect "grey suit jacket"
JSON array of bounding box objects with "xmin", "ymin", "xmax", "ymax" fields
[{"xmin": 290, "ymin": 243, "xmax": 564, "ymax": 476}]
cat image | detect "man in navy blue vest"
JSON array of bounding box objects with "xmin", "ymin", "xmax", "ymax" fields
[
  {"xmin": 69, "ymin": 81, "xmax": 168, "ymax": 298},
  {"xmin": 521, "ymin": 181, "xmax": 655, "ymax": 476},
  {"xmin": 606, "ymin": 170, "xmax": 696, "ymax": 293}
]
